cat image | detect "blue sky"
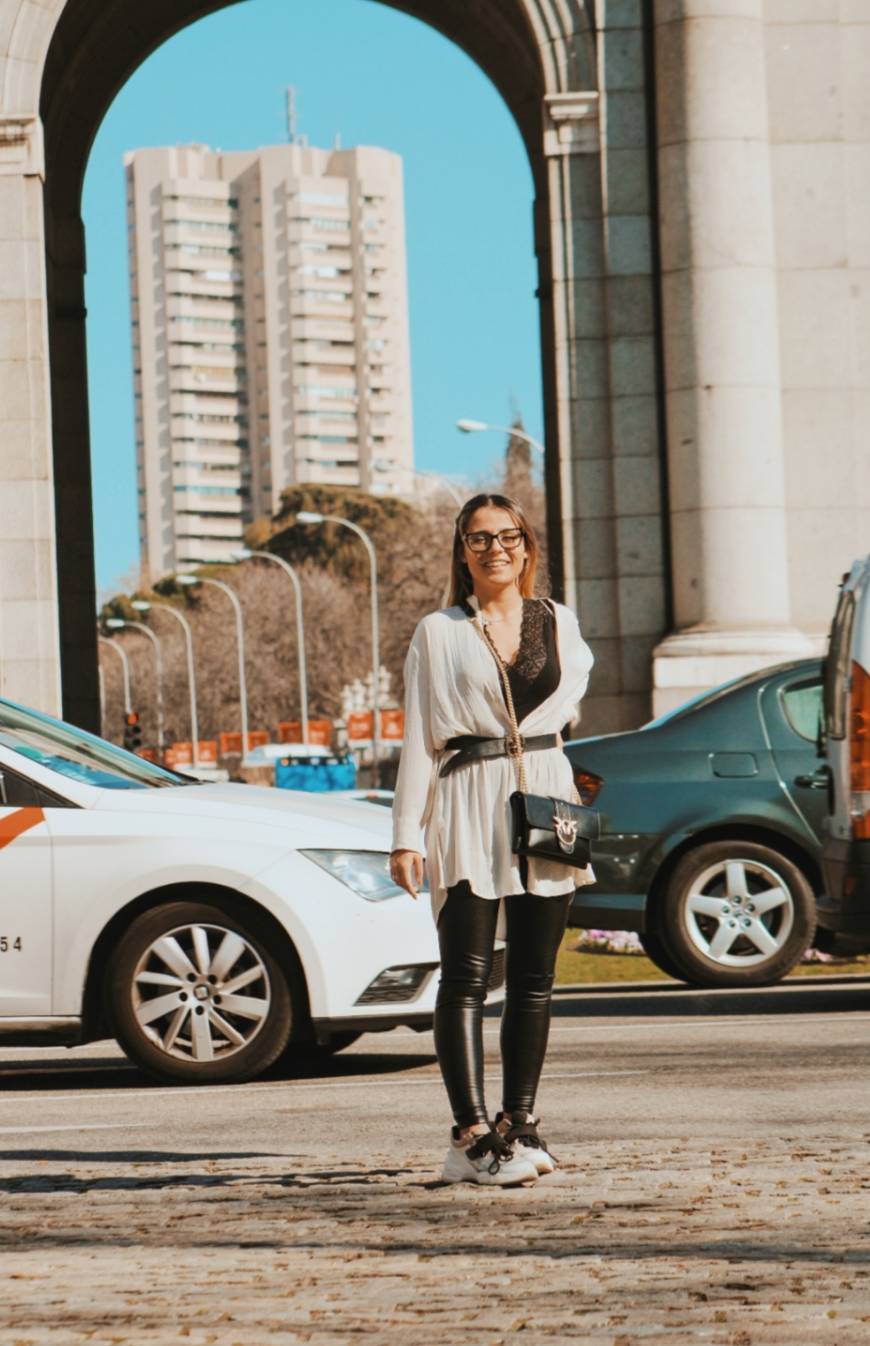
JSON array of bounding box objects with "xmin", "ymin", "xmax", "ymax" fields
[{"xmin": 82, "ymin": 0, "xmax": 543, "ymax": 593}]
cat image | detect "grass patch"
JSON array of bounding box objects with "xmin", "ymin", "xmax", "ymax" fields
[{"xmin": 555, "ymin": 932, "xmax": 870, "ymax": 985}]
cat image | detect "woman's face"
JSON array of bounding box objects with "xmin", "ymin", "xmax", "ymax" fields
[{"xmin": 462, "ymin": 505, "xmax": 528, "ymax": 594}]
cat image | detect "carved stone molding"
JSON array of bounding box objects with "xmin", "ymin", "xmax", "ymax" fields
[
  {"xmin": 543, "ymin": 91, "xmax": 600, "ymax": 157},
  {"xmin": 0, "ymin": 114, "xmax": 44, "ymax": 178}
]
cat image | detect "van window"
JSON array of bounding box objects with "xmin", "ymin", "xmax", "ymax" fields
[
  {"xmin": 823, "ymin": 588, "xmax": 855, "ymax": 741},
  {"xmin": 782, "ymin": 680, "xmax": 823, "ymax": 742}
]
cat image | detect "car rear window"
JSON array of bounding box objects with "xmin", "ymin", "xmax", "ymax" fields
[{"xmin": 781, "ymin": 681, "xmax": 822, "ymax": 742}]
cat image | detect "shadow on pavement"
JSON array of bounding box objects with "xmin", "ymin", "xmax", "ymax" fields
[
  {"xmin": 0, "ymin": 1148, "xmax": 288, "ymax": 1163},
  {"xmin": 0, "ymin": 1048, "xmax": 437, "ymax": 1093},
  {"xmin": 0, "ymin": 1161, "xmax": 418, "ymax": 1197}
]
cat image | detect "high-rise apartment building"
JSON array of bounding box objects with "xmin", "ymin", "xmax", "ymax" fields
[{"xmin": 125, "ymin": 142, "xmax": 414, "ymax": 578}]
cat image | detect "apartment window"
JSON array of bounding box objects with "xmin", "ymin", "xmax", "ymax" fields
[
  {"xmin": 176, "ymin": 244, "xmax": 240, "ymax": 257},
  {"xmin": 295, "ymin": 385, "xmax": 357, "ymax": 400},
  {"xmin": 300, "ymin": 265, "xmax": 342, "ymax": 279},
  {"xmin": 174, "ymin": 485, "xmax": 239, "ymax": 496},
  {"xmin": 169, "ymin": 317, "xmax": 244, "ymax": 330},
  {"xmin": 299, "ymin": 191, "xmax": 348, "ymax": 206},
  {"xmin": 174, "ymin": 219, "xmax": 239, "ymax": 233}
]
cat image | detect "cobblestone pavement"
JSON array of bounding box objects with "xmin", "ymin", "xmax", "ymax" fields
[
  {"xmin": 1, "ymin": 983, "xmax": 869, "ymax": 1344},
  {"xmin": 2, "ymin": 1135, "xmax": 869, "ymax": 1344}
]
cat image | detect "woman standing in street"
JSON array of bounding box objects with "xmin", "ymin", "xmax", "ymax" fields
[{"xmin": 390, "ymin": 493, "xmax": 595, "ymax": 1185}]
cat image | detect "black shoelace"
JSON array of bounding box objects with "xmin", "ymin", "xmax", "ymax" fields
[
  {"xmin": 465, "ymin": 1129, "xmax": 516, "ymax": 1175},
  {"xmin": 501, "ymin": 1118, "xmax": 557, "ymax": 1164}
]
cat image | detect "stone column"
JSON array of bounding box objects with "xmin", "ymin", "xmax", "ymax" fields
[
  {"xmin": 0, "ymin": 112, "xmax": 62, "ymax": 714},
  {"xmin": 652, "ymin": 0, "xmax": 814, "ymax": 713},
  {"xmin": 541, "ymin": 0, "xmax": 670, "ymax": 734}
]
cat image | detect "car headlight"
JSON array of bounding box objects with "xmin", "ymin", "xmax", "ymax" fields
[{"xmin": 301, "ymin": 849, "xmax": 426, "ymax": 902}]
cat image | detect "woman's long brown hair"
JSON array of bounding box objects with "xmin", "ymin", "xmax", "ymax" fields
[{"xmin": 445, "ymin": 493, "xmax": 539, "ymax": 608}]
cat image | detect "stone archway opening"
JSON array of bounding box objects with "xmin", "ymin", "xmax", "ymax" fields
[{"xmin": 39, "ymin": 0, "xmax": 594, "ymax": 730}]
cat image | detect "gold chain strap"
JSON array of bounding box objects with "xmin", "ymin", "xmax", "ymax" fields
[{"xmin": 476, "ymin": 617, "xmax": 529, "ymax": 795}]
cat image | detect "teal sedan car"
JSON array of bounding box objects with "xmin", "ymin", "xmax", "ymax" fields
[{"xmin": 566, "ymin": 660, "xmax": 828, "ymax": 987}]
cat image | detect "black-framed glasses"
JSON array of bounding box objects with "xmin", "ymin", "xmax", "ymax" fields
[{"xmin": 463, "ymin": 528, "xmax": 525, "ymax": 553}]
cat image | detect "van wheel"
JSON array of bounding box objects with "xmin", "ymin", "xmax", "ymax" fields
[
  {"xmin": 659, "ymin": 842, "xmax": 816, "ymax": 987},
  {"xmin": 108, "ymin": 900, "xmax": 294, "ymax": 1084}
]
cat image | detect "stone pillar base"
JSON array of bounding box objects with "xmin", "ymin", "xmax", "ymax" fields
[{"xmin": 652, "ymin": 627, "xmax": 824, "ymax": 717}]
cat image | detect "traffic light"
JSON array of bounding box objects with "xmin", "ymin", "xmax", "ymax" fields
[{"xmin": 123, "ymin": 711, "xmax": 143, "ymax": 754}]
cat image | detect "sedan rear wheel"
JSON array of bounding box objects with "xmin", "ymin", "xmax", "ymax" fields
[
  {"xmin": 658, "ymin": 841, "xmax": 816, "ymax": 987},
  {"xmin": 109, "ymin": 900, "xmax": 294, "ymax": 1084},
  {"xmin": 638, "ymin": 930, "xmax": 690, "ymax": 982}
]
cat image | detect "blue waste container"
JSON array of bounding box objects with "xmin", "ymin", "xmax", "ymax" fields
[{"xmin": 274, "ymin": 755, "xmax": 357, "ymax": 792}]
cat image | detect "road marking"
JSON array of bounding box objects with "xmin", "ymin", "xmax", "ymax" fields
[
  {"xmin": 396, "ymin": 1012, "xmax": 870, "ymax": 1038},
  {"xmin": 0, "ymin": 1121, "xmax": 158, "ymax": 1135}
]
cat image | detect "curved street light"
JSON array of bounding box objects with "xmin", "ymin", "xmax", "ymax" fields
[
  {"xmin": 295, "ymin": 511, "xmax": 381, "ymax": 779},
  {"xmin": 107, "ymin": 618, "xmax": 164, "ymax": 754},
  {"xmin": 233, "ymin": 549, "xmax": 309, "ymax": 745},
  {"xmin": 456, "ymin": 417, "xmax": 546, "ymax": 458},
  {"xmin": 134, "ymin": 600, "xmax": 200, "ymax": 769},
  {"xmin": 97, "ymin": 634, "xmax": 132, "ymax": 718},
  {"xmin": 177, "ymin": 574, "xmax": 249, "ymax": 754}
]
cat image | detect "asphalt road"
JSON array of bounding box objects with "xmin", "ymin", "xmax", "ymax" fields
[{"xmin": 1, "ymin": 975, "xmax": 869, "ymax": 1343}]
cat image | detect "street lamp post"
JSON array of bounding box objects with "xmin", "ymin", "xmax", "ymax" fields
[
  {"xmin": 135, "ymin": 600, "xmax": 200, "ymax": 768},
  {"xmin": 233, "ymin": 549, "xmax": 309, "ymax": 745},
  {"xmin": 97, "ymin": 635, "xmax": 132, "ymax": 716},
  {"xmin": 295, "ymin": 512, "xmax": 381, "ymax": 780},
  {"xmin": 107, "ymin": 618, "xmax": 165, "ymax": 754},
  {"xmin": 177, "ymin": 574, "xmax": 249, "ymax": 754},
  {"xmin": 456, "ymin": 417, "xmax": 546, "ymax": 458}
]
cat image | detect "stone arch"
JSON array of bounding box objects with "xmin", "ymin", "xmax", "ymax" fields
[{"xmin": 2, "ymin": 0, "xmax": 669, "ymax": 738}]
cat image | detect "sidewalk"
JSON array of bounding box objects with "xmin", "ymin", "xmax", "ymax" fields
[{"xmin": 2, "ymin": 1132, "xmax": 869, "ymax": 1344}]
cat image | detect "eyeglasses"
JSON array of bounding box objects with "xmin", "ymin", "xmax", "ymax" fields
[{"xmin": 463, "ymin": 528, "xmax": 525, "ymax": 553}]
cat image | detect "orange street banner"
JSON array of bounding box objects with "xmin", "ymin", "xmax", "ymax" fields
[
  {"xmin": 278, "ymin": 721, "xmax": 302, "ymax": 744},
  {"xmin": 346, "ymin": 710, "xmax": 374, "ymax": 742},
  {"xmin": 171, "ymin": 742, "xmax": 193, "ymax": 767},
  {"xmin": 197, "ymin": 741, "xmax": 218, "ymax": 765},
  {"xmin": 308, "ymin": 719, "xmax": 332, "ymax": 746},
  {"xmin": 219, "ymin": 731, "xmax": 242, "ymax": 757},
  {"xmin": 380, "ymin": 708, "xmax": 404, "ymax": 741},
  {"xmin": 246, "ymin": 731, "xmax": 269, "ymax": 751}
]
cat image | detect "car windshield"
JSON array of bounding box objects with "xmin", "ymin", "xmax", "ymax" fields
[{"xmin": 0, "ymin": 699, "xmax": 190, "ymax": 790}]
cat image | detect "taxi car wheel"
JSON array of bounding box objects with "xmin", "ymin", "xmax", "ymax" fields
[
  {"xmin": 108, "ymin": 900, "xmax": 294, "ymax": 1084},
  {"xmin": 660, "ymin": 841, "xmax": 816, "ymax": 988}
]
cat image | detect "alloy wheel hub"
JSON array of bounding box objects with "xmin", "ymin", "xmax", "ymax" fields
[
  {"xmin": 132, "ymin": 922, "xmax": 272, "ymax": 1062},
  {"xmin": 683, "ymin": 858, "xmax": 794, "ymax": 967}
]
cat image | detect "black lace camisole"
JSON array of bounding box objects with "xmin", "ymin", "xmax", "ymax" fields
[
  {"xmin": 463, "ymin": 597, "xmax": 560, "ymax": 723},
  {"xmin": 506, "ymin": 598, "xmax": 560, "ymax": 723}
]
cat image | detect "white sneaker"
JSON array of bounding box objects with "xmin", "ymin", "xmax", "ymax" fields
[
  {"xmin": 495, "ymin": 1112, "xmax": 557, "ymax": 1176},
  {"xmin": 441, "ymin": 1128, "xmax": 539, "ymax": 1186}
]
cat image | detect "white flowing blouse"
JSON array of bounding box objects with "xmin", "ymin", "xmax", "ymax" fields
[{"xmin": 391, "ymin": 594, "xmax": 596, "ymax": 934}]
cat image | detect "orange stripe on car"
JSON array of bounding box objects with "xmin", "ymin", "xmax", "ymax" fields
[{"xmin": 0, "ymin": 807, "xmax": 45, "ymax": 850}]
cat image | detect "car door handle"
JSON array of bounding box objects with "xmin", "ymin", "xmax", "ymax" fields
[{"xmin": 795, "ymin": 768, "xmax": 830, "ymax": 790}]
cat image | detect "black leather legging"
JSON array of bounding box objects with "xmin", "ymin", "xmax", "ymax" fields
[{"xmin": 433, "ymin": 882, "xmax": 572, "ymax": 1128}]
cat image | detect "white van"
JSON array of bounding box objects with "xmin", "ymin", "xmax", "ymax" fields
[{"xmin": 818, "ymin": 555, "xmax": 870, "ymax": 942}]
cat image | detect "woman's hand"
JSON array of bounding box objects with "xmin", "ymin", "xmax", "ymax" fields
[{"xmin": 390, "ymin": 849, "xmax": 424, "ymax": 899}]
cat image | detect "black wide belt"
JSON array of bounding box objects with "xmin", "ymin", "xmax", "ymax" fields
[{"xmin": 438, "ymin": 732, "xmax": 558, "ymax": 778}]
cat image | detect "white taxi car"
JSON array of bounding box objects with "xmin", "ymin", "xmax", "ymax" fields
[{"xmin": 0, "ymin": 697, "xmax": 505, "ymax": 1084}]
